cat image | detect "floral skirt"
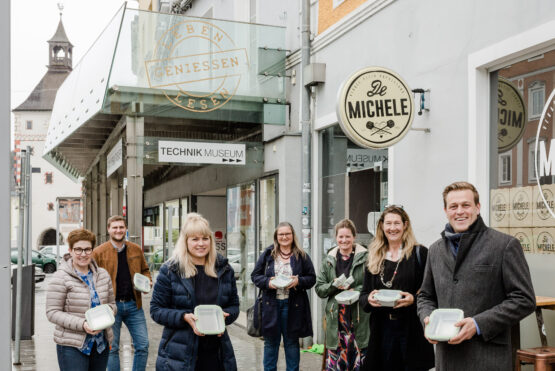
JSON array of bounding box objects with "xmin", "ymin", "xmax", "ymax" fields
[{"xmin": 325, "ymin": 304, "xmax": 364, "ymax": 371}]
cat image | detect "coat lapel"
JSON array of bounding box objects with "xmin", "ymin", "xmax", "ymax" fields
[{"xmin": 453, "ymin": 216, "xmax": 486, "ymax": 273}]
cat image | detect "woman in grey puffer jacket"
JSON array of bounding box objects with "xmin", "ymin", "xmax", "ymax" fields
[{"xmin": 46, "ymin": 228, "xmax": 116, "ymax": 371}]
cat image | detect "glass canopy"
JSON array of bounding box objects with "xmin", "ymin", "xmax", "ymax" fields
[{"xmin": 45, "ymin": 5, "xmax": 286, "ymax": 158}]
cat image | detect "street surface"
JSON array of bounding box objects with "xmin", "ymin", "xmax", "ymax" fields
[{"xmin": 11, "ymin": 274, "xmax": 322, "ymax": 370}]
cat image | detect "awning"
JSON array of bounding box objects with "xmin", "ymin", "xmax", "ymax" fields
[{"xmin": 44, "ymin": 4, "xmax": 286, "ymax": 179}]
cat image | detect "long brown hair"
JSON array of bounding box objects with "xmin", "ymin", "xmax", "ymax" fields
[
  {"xmin": 271, "ymin": 222, "xmax": 306, "ymax": 260},
  {"xmin": 367, "ymin": 206, "xmax": 418, "ymax": 274}
]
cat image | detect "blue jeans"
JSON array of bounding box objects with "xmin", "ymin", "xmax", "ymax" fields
[
  {"xmin": 57, "ymin": 343, "xmax": 109, "ymax": 371},
  {"xmin": 263, "ymin": 299, "xmax": 300, "ymax": 371},
  {"xmin": 108, "ymin": 300, "xmax": 149, "ymax": 371}
]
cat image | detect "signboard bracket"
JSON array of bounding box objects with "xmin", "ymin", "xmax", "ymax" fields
[{"xmin": 410, "ymin": 127, "xmax": 431, "ymax": 133}]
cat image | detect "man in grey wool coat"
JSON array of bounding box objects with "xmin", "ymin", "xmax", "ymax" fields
[{"xmin": 417, "ymin": 181, "xmax": 536, "ymax": 371}]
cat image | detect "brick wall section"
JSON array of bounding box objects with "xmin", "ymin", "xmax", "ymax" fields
[{"xmin": 318, "ymin": 0, "xmax": 368, "ymax": 35}]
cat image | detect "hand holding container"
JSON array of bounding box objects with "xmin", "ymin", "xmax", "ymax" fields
[
  {"xmin": 194, "ymin": 305, "xmax": 225, "ymax": 335},
  {"xmin": 372, "ymin": 289, "xmax": 402, "ymax": 307},
  {"xmin": 133, "ymin": 273, "xmax": 151, "ymax": 293},
  {"xmin": 85, "ymin": 304, "xmax": 115, "ymax": 331},
  {"xmin": 425, "ymin": 308, "xmax": 464, "ymax": 342}
]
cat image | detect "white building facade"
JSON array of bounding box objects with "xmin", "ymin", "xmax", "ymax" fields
[{"xmin": 13, "ymin": 16, "xmax": 81, "ymax": 250}]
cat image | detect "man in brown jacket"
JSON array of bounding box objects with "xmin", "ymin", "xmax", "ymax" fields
[{"xmin": 92, "ymin": 215, "xmax": 152, "ymax": 371}]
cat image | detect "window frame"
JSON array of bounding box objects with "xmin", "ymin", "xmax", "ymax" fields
[
  {"xmin": 498, "ymin": 151, "xmax": 512, "ymax": 185},
  {"xmin": 45, "ymin": 172, "xmax": 53, "ymax": 184},
  {"xmin": 528, "ymin": 81, "xmax": 546, "ymax": 121}
]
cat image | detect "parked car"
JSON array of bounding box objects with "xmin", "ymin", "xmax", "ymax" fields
[
  {"xmin": 10, "ymin": 248, "xmax": 57, "ymax": 273},
  {"xmin": 11, "ymin": 263, "xmax": 46, "ymax": 283},
  {"xmin": 146, "ymin": 247, "xmax": 164, "ymax": 271},
  {"xmin": 227, "ymin": 249, "xmax": 254, "ymax": 279},
  {"xmin": 39, "ymin": 245, "xmax": 69, "ymax": 258}
]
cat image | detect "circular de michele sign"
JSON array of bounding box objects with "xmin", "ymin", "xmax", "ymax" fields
[
  {"xmin": 497, "ymin": 77, "xmax": 526, "ymax": 153},
  {"xmin": 336, "ymin": 67, "xmax": 414, "ymax": 149}
]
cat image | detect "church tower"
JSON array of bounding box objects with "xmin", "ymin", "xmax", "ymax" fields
[
  {"xmin": 12, "ymin": 6, "xmax": 81, "ymax": 250},
  {"xmin": 47, "ymin": 10, "xmax": 73, "ymax": 72}
]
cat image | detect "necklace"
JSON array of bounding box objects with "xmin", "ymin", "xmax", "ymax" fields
[
  {"xmin": 279, "ymin": 248, "xmax": 293, "ymax": 260},
  {"xmin": 379, "ymin": 257, "xmax": 402, "ymax": 288}
]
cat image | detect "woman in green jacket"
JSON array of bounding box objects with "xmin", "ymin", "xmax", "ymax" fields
[{"xmin": 315, "ymin": 219, "xmax": 370, "ymax": 371}]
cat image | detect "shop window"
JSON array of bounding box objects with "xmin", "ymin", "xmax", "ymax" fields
[
  {"xmin": 45, "ymin": 172, "xmax": 53, "ymax": 184},
  {"xmin": 320, "ymin": 125, "xmax": 388, "ymax": 251},
  {"xmin": 528, "ymin": 142, "xmax": 543, "ymax": 183},
  {"xmin": 26, "ymin": 120, "xmax": 32, "ymax": 130},
  {"xmin": 498, "ymin": 152, "xmax": 512, "ymax": 185},
  {"xmin": 528, "ymin": 82, "xmax": 545, "ymax": 120}
]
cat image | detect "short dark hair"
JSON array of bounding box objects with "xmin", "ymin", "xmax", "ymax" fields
[
  {"xmin": 107, "ymin": 215, "xmax": 126, "ymax": 229},
  {"xmin": 442, "ymin": 181, "xmax": 480, "ymax": 208},
  {"xmin": 334, "ymin": 218, "xmax": 357, "ymax": 237},
  {"xmin": 67, "ymin": 228, "xmax": 96, "ymax": 250}
]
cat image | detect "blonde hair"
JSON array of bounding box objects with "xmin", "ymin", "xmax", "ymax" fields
[
  {"xmin": 169, "ymin": 212, "xmax": 217, "ymax": 278},
  {"xmin": 271, "ymin": 222, "xmax": 306, "ymax": 260},
  {"xmin": 367, "ymin": 206, "xmax": 418, "ymax": 274}
]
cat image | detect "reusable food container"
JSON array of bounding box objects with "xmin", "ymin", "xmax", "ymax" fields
[
  {"xmin": 272, "ymin": 274, "xmax": 293, "ymax": 289},
  {"xmin": 194, "ymin": 305, "xmax": 225, "ymax": 335},
  {"xmin": 343, "ymin": 276, "xmax": 355, "ymax": 287},
  {"xmin": 133, "ymin": 273, "xmax": 151, "ymax": 293},
  {"xmin": 333, "ymin": 274, "xmax": 347, "ymax": 288},
  {"xmin": 335, "ymin": 290, "xmax": 360, "ymax": 305},
  {"xmin": 85, "ymin": 304, "xmax": 115, "ymax": 331},
  {"xmin": 425, "ymin": 308, "xmax": 464, "ymax": 341},
  {"xmin": 373, "ymin": 289, "xmax": 402, "ymax": 307}
]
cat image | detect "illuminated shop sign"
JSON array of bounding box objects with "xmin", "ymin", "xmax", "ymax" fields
[
  {"xmin": 336, "ymin": 66, "xmax": 414, "ymax": 149},
  {"xmin": 497, "ymin": 77, "xmax": 526, "ymax": 153}
]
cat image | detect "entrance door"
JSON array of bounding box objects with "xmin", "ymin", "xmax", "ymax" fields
[{"xmin": 347, "ymin": 168, "xmax": 384, "ymax": 246}]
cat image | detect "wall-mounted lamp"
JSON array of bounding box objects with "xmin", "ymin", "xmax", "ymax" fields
[{"xmin": 411, "ymin": 88, "xmax": 430, "ymax": 115}]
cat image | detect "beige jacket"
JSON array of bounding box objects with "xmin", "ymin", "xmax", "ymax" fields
[{"xmin": 46, "ymin": 256, "xmax": 116, "ymax": 349}]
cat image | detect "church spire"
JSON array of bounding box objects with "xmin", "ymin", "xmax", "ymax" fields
[{"xmin": 47, "ymin": 3, "xmax": 72, "ymax": 71}]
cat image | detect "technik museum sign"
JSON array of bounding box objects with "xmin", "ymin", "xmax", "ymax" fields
[{"xmin": 336, "ymin": 66, "xmax": 414, "ymax": 149}]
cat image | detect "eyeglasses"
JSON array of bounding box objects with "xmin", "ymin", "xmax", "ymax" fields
[
  {"xmin": 277, "ymin": 233, "xmax": 292, "ymax": 238},
  {"xmin": 73, "ymin": 248, "xmax": 93, "ymax": 255}
]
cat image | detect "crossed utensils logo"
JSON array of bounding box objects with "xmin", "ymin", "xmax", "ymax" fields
[{"xmin": 366, "ymin": 120, "xmax": 395, "ymax": 138}]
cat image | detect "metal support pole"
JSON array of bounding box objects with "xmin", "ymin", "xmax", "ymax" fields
[
  {"xmin": 24, "ymin": 147, "xmax": 31, "ymax": 265},
  {"xmin": 301, "ymin": 0, "xmax": 313, "ymax": 348},
  {"xmin": 125, "ymin": 116, "xmax": 144, "ymax": 247},
  {"xmin": 1, "ymin": 0, "xmax": 12, "ymax": 364},
  {"xmin": 56, "ymin": 199, "xmax": 60, "ymax": 264},
  {"xmin": 167, "ymin": 205, "xmax": 174, "ymax": 258},
  {"xmin": 14, "ymin": 150, "xmax": 26, "ymax": 365}
]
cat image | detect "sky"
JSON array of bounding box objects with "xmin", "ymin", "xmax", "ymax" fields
[{"xmin": 11, "ymin": 0, "xmax": 138, "ymax": 109}]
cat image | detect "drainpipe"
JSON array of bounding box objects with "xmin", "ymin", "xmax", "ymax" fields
[
  {"xmin": 301, "ymin": 0, "xmax": 311, "ymax": 256},
  {"xmin": 301, "ymin": 0, "xmax": 313, "ymax": 348}
]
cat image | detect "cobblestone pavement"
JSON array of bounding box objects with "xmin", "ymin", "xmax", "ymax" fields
[{"xmin": 12, "ymin": 274, "xmax": 323, "ymax": 370}]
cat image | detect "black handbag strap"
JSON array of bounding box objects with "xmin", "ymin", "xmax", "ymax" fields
[{"xmin": 256, "ymin": 256, "xmax": 269, "ymax": 299}]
